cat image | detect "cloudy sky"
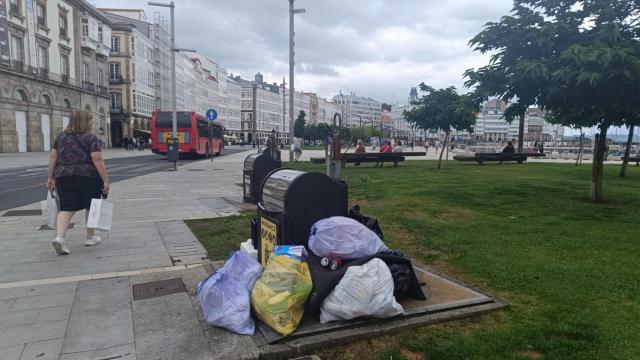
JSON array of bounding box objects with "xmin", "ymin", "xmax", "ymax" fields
[{"xmin": 95, "ymin": 0, "xmax": 515, "ymax": 104}]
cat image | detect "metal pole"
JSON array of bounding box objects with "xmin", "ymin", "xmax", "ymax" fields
[
  {"xmin": 288, "ymin": 0, "xmax": 294, "ymax": 162},
  {"xmin": 282, "ymin": 76, "xmax": 286, "ymax": 146},
  {"xmin": 170, "ymin": 2, "xmax": 177, "ymax": 170}
]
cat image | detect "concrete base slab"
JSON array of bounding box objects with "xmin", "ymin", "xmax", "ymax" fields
[{"xmin": 132, "ymin": 293, "xmax": 211, "ymax": 360}]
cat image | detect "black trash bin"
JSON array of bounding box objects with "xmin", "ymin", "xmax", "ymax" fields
[
  {"xmin": 243, "ymin": 151, "xmax": 281, "ymax": 203},
  {"xmin": 256, "ymin": 169, "xmax": 348, "ymax": 266}
]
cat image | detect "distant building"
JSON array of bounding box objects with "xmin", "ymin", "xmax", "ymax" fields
[
  {"xmin": 0, "ymin": 0, "xmax": 112, "ymax": 152},
  {"xmin": 235, "ymin": 73, "xmax": 283, "ymax": 144},
  {"xmin": 333, "ymin": 92, "xmax": 382, "ymax": 129}
]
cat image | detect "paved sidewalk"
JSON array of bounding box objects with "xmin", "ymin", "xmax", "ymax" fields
[
  {"xmin": 0, "ymin": 148, "xmax": 159, "ymax": 171},
  {"xmin": 0, "ymin": 148, "xmax": 255, "ymax": 360}
]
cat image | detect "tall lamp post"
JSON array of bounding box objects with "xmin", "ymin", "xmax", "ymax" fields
[
  {"xmin": 288, "ymin": 0, "xmax": 305, "ymax": 161},
  {"xmin": 148, "ymin": 1, "xmax": 194, "ymax": 170}
]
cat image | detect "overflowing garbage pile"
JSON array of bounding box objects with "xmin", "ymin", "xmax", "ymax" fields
[{"xmin": 196, "ymin": 209, "xmax": 427, "ymax": 337}]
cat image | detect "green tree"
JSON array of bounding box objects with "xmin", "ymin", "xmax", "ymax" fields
[
  {"xmin": 467, "ymin": 0, "xmax": 640, "ymax": 202},
  {"xmin": 294, "ymin": 110, "xmax": 307, "ymax": 138},
  {"xmin": 620, "ymin": 124, "xmax": 638, "ymax": 177},
  {"xmin": 404, "ymin": 84, "xmax": 477, "ymax": 169},
  {"xmin": 464, "ymin": 3, "xmax": 558, "ymax": 153}
]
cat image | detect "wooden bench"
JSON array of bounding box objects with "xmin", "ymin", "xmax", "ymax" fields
[
  {"xmin": 621, "ymin": 156, "xmax": 640, "ymax": 166},
  {"xmin": 310, "ymin": 152, "xmax": 426, "ymax": 167},
  {"xmin": 453, "ymin": 153, "xmax": 528, "ymax": 164}
]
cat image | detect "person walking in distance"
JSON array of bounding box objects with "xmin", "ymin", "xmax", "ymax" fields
[{"xmin": 46, "ymin": 110, "xmax": 110, "ymax": 255}]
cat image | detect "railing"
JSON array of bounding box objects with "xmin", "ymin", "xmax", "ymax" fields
[
  {"xmin": 96, "ymin": 85, "xmax": 108, "ymax": 95},
  {"xmin": 110, "ymin": 106, "xmax": 123, "ymax": 113},
  {"xmin": 38, "ymin": 68, "xmax": 49, "ymax": 80},
  {"xmin": 12, "ymin": 60, "xmax": 24, "ymax": 73},
  {"xmin": 61, "ymin": 75, "xmax": 69, "ymax": 84},
  {"xmin": 109, "ymin": 75, "xmax": 122, "ymax": 84},
  {"xmin": 82, "ymin": 81, "xmax": 95, "ymax": 92},
  {"xmin": 60, "ymin": 28, "xmax": 67, "ymax": 38},
  {"xmin": 37, "ymin": 16, "xmax": 46, "ymax": 27}
]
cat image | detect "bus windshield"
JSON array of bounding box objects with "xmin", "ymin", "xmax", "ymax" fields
[{"xmin": 155, "ymin": 112, "xmax": 193, "ymax": 128}]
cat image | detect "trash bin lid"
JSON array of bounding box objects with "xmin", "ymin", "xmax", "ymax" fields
[{"xmin": 260, "ymin": 169, "xmax": 305, "ymax": 212}]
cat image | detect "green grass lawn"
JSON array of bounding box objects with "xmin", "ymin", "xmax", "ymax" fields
[{"xmin": 188, "ymin": 161, "xmax": 640, "ymax": 360}]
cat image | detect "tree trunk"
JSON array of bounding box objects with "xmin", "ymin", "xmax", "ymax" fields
[
  {"xmin": 437, "ymin": 131, "xmax": 449, "ymax": 170},
  {"xmin": 517, "ymin": 112, "xmax": 525, "ymax": 153},
  {"xmin": 576, "ymin": 130, "xmax": 584, "ymax": 167},
  {"xmin": 620, "ymin": 125, "xmax": 635, "ymax": 177},
  {"xmin": 591, "ymin": 126, "xmax": 608, "ymax": 203}
]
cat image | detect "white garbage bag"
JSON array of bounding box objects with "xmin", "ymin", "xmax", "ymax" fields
[
  {"xmin": 40, "ymin": 191, "xmax": 58, "ymax": 229},
  {"xmin": 308, "ymin": 216, "xmax": 388, "ymax": 259},
  {"xmin": 196, "ymin": 251, "xmax": 264, "ymax": 335},
  {"xmin": 320, "ymin": 258, "xmax": 404, "ymax": 323}
]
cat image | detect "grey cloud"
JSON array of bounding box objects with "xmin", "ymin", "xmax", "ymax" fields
[{"xmin": 95, "ymin": 0, "xmax": 513, "ymax": 103}]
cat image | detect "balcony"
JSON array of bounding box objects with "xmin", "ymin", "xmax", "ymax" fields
[
  {"xmin": 38, "ymin": 68, "xmax": 49, "ymax": 80},
  {"xmin": 61, "ymin": 75, "xmax": 69, "ymax": 84},
  {"xmin": 109, "ymin": 75, "xmax": 123, "ymax": 84},
  {"xmin": 110, "ymin": 106, "xmax": 123, "ymax": 114},
  {"xmin": 97, "ymin": 44, "xmax": 110, "ymax": 58},
  {"xmin": 12, "ymin": 60, "xmax": 25, "ymax": 73},
  {"xmin": 96, "ymin": 85, "xmax": 108, "ymax": 96},
  {"xmin": 80, "ymin": 36, "xmax": 97, "ymax": 51},
  {"xmin": 82, "ymin": 81, "xmax": 95, "ymax": 92}
]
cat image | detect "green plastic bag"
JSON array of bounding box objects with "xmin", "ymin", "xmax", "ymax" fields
[{"xmin": 251, "ymin": 253, "xmax": 312, "ymax": 336}]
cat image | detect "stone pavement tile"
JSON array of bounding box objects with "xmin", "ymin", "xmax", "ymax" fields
[
  {"xmin": 0, "ymin": 344, "xmax": 26, "ymax": 360},
  {"xmin": 37, "ymin": 305, "xmax": 72, "ymax": 323},
  {"xmin": 61, "ymin": 310, "xmax": 133, "ymax": 354},
  {"xmin": 11, "ymin": 292, "xmax": 76, "ymax": 312},
  {"xmin": 70, "ymin": 279, "xmax": 130, "ymax": 317},
  {"xmin": 19, "ymin": 338, "xmax": 63, "ymax": 360},
  {"xmin": 59, "ymin": 343, "xmax": 136, "ymax": 360},
  {"xmin": 0, "ymin": 297, "xmax": 17, "ymax": 311},
  {"xmin": 0, "ymin": 320, "xmax": 67, "ymax": 348},
  {"xmin": 132, "ymin": 292, "xmax": 211, "ymax": 360},
  {"xmin": 0, "ymin": 309, "xmax": 40, "ymax": 328}
]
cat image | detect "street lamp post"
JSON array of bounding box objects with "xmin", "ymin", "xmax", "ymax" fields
[
  {"xmin": 288, "ymin": 0, "xmax": 305, "ymax": 162},
  {"xmin": 148, "ymin": 1, "xmax": 194, "ymax": 170}
]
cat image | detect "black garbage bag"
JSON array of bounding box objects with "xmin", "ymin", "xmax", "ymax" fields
[
  {"xmin": 348, "ymin": 205, "xmax": 384, "ymax": 241},
  {"xmin": 306, "ymin": 251, "xmax": 426, "ymax": 315}
]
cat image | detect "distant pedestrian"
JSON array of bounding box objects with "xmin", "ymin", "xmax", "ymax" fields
[
  {"xmin": 539, "ymin": 141, "xmax": 544, "ymax": 154},
  {"xmin": 355, "ymin": 139, "xmax": 366, "ymax": 154},
  {"xmin": 123, "ymin": 136, "xmax": 129, "ymax": 150},
  {"xmin": 47, "ymin": 110, "xmax": 110, "ymax": 255},
  {"xmin": 393, "ymin": 140, "xmax": 404, "ymax": 153},
  {"xmin": 502, "ymin": 141, "xmax": 515, "ymax": 153},
  {"xmin": 292, "ymin": 136, "xmax": 303, "ymax": 161}
]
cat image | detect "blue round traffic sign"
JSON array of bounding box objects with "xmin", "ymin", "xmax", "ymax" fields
[{"xmin": 206, "ymin": 109, "xmax": 218, "ymax": 121}]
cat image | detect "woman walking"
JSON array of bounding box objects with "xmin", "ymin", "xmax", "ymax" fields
[{"xmin": 46, "ymin": 110, "xmax": 110, "ymax": 255}]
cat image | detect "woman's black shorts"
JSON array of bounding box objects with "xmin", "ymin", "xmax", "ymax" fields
[{"xmin": 56, "ymin": 176, "xmax": 103, "ymax": 211}]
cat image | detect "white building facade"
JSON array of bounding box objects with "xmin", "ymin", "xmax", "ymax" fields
[
  {"xmin": 1, "ymin": 0, "xmax": 112, "ymax": 152},
  {"xmin": 333, "ymin": 92, "xmax": 382, "ymax": 130}
]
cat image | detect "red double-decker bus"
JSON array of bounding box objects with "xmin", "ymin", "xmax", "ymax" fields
[{"xmin": 151, "ymin": 111, "xmax": 224, "ymax": 157}]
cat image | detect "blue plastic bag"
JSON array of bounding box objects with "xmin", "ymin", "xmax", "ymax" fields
[{"xmin": 196, "ymin": 251, "xmax": 264, "ymax": 335}]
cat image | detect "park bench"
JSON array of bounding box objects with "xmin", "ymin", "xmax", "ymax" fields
[
  {"xmin": 620, "ymin": 156, "xmax": 640, "ymax": 166},
  {"xmin": 310, "ymin": 152, "xmax": 426, "ymax": 167},
  {"xmin": 453, "ymin": 152, "xmax": 528, "ymax": 165}
]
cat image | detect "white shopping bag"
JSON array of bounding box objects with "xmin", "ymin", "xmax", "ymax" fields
[
  {"xmin": 87, "ymin": 198, "xmax": 113, "ymax": 231},
  {"xmin": 40, "ymin": 191, "xmax": 58, "ymax": 229}
]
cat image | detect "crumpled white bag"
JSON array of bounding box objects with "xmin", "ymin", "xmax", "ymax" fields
[
  {"xmin": 309, "ymin": 216, "xmax": 387, "ymax": 259},
  {"xmin": 320, "ymin": 258, "xmax": 404, "ymax": 323},
  {"xmin": 40, "ymin": 191, "xmax": 58, "ymax": 229}
]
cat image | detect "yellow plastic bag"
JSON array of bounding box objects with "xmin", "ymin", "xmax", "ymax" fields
[{"xmin": 251, "ymin": 254, "xmax": 313, "ymax": 336}]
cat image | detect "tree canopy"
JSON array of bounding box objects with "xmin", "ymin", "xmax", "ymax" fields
[
  {"xmin": 404, "ymin": 84, "xmax": 477, "ymax": 168},
  {"xmin": 465, "ymin": 0, "xmax": 640, "ymax": 202},
  {"xmin": 294, "ymin": 110, "xmax": 306, "ymax": 138}
]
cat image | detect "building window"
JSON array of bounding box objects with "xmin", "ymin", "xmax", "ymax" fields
[
  {"xmin": 83, "ymin": 64, "xmax": 90, "ymax": 82},
  {"xmin": 9, "ymin": 0, "xmax": 21, "ymax": 16},
  {"xmin": 59, "ymin": 13, "xmax": 68, "ymax": 38},
  {"xmin": 15, "ymin": 89, "xmax": 28, "ymax": 102},
  {"xmin": 111, "ymin": 36, "xmax": 120, "ymax": 53},
  {"xmin": 98, "ymin": 26, "xmax": 103, "ymax": 43},
  {"xmin": 82, "ymin": 19, "xmax": 89, "ymax": 37},
  {"xmin": 41, "ymin": 94, "xmax": 51, "ymax": 106},
  {"xmin": 109, "ymin": 63, "xmax": 120, "ymax": 80},
  {"xmin": 36, "ymin": 2, "xmax": 46, "ymax": 27},
  {"xmin": 97, "ymin": 68, "xmax": 103, "ymax": 85},
  {"xmin": 63, "ymin": 98, "xmax": 72, "ymax": 108},
  {"xmin": 11, "ymin": 35, "xmax": 24, "ymax": 63},
  {"xmin": 60, "ymin": 53, "xmax": 69, "ymax": 76},
  {"xmin": 110, "ymin": 93, "xmax": 122, "ymax": 110},
  {"xmin": 37, "ymin": 45, "xmax": 48, "ymax": 69}
]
